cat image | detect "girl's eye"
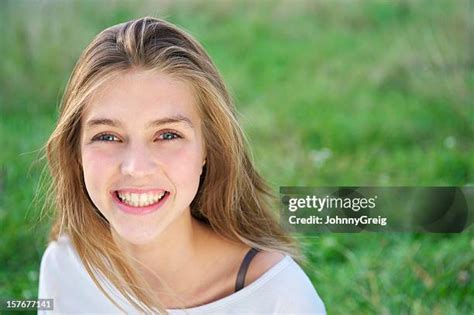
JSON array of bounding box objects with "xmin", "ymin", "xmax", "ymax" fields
[
  {"xmin": 91, "ymin": 132, "xmax": 180, "ymax": 142},
  {"xmin": 93, "ymin": 134, "xmax": 120, "ymax": 142},
  {"xmin": 158, "ymin": 131, "xmax": 180, "ymax": 141}
]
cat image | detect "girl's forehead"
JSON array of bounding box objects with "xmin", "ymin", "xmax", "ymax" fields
[{"xmin": 83, "ymin": 70, "xmax": 201, "ymax": 123}]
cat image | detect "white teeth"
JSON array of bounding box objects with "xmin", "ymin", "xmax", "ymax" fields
[{"xmin": 117, "ymin": 191, "xmax": 167, "ymax": 207}]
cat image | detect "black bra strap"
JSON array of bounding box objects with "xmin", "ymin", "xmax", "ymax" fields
[{"xmin": 235, "ymin": 247, "xmax": 260, "ymax": 292}]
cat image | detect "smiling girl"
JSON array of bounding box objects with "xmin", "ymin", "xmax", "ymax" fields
[{"xmin": 38, "ymin": 17, "xmax": 326, "ymax": 314}]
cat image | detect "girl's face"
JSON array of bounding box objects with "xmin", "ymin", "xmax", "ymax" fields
[{"xmin": 80, "ymin": 70, "xmax": 206, "ymax": 245}]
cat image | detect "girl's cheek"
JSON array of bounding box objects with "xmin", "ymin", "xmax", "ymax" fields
[
  {"xmin": 81, "ymin": 143, "xmax": 203, "ymax": 177},
  {"xmin": 82, "ymin": 147, "xmax": 119, "ymax": 173},
  {"xmin": 157, "ymin": 144, "xmax": 203, "ymax": 172}
]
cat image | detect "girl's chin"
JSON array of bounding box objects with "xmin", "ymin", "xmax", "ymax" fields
[{"xmin": 110, "ymin": 223, "xmax": 166, "ymax": 246}]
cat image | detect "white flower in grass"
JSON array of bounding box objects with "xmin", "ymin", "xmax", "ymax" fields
[
  {"xmin": 310, "ymin": 148, "xmax": 332, "ymax": 168},
  {"xmin": 443, "ymin": 136, "xmax": 456, "ymax": 149}
]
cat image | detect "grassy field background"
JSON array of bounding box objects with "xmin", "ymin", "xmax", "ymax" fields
[{"xmin": 0, "ymin": 0, "xmax": 472, "ymax": 314}]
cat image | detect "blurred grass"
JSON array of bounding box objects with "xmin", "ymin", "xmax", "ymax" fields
[{"xmin": 0, "ymin": 0, "xmax": 472, "ymax": 314}]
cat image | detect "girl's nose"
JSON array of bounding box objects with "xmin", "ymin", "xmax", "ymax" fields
[{"xmin": 120, "ymin": 143, "xmax": 159, "ymax": 178}]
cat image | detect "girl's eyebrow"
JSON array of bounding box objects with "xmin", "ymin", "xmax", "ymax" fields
[{"xmin": 85, "ymin": 114, "xmax": 194, "ymax": 129}]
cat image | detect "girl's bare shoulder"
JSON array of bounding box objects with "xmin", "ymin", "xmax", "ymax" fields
[{"xmin": 245, "ymin": 250, "xmax": 286, "ymax": 285}]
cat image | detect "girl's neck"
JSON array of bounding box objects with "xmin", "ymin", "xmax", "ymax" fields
[{"xmin": 112, "ymin": 210, "xmax": 249, "ymax": 308}]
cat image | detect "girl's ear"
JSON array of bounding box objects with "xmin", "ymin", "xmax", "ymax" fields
[
  {"xmin": 77, "ymin": 151, "xmax": 82, "ymax": 166},
  {"xmin": 76, "ymin": 150, "xmax": 83, "ymax": 167},
  {"xmin": 200, "ymin": 159, "xmax": 206, "ymax": 176}
]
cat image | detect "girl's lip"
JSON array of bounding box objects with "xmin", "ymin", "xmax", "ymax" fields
[
  {"xmin": 114, "ymin": 188, "xmax": 168, "ymax": 194},
  {"xmin": 110, "ymin": 190, "xmax": 170, "ymax": 215}
]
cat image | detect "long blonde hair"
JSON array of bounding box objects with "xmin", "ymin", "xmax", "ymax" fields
[{"xmin": 43, "ymin": 17, "xmax": 301, "ymax": 313}]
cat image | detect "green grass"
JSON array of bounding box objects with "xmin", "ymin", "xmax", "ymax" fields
[{"xmin": 0, "ymin": 0, "xmax": 472, "ymax": 314}]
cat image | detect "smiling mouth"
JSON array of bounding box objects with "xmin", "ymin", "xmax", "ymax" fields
[{"xmin": 114, "ymin": 190, "xmax": 169, "ymax": 208}]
